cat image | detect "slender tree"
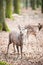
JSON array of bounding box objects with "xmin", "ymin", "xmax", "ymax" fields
[
  {"xmin": 31, "ymin": 0, "xmax": 36, "ymax": 10},
  {"xmin": 36, "ymin": 0, "xmax": 40, "ymax": 8},
  {"xmin": 6, "ymin": 0, "xmax": 13, "ymax": 18},
  {"xmin": 41, "ymin": 0, "xmax": 43, "ymax": 13},
  {"xmin": 13, "ymin": 0, "xmax": 20, "ymax": 14},
  {"xmin": 25, "ymin": 0, "xmax": 28, "ymax": 9},
  {"xmin": 0, "ymin": 0, "xmax": 10, "ymax": 31},
  {"xmin": 30, "ymin": 0, "xmax": 32, "ymax": 7}
]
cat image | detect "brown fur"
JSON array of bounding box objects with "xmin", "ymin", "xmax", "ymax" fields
[{"xmin": 24, "ymin": 25, "xmax": 36, "ymax": 37}]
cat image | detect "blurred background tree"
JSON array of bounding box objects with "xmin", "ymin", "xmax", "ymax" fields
[
  {"xmin": 31, "ymin": 0, "xmax": 36, "ymax": 10},
  {"xmin": 0, "ymin": 0, "xmax": 43, "ymax": 31},
  {"xmin": 0, "ymin": 0, "xmax": 10, "ymax": 31},
  {"xmin": 13, "ymin": 0, "xmax": 20, "ymax": 14},
  {"xmin": 36, "ymin": 0, "xmax": 40, "ymax": 8},
  {"xmin": 6, "ymin": 0, "xmax": 13, "ymax": 18},
  {"xmin": 41, "ymin": 0, "xmax": 43, "ymax": 13},
  {"xmin": 25, "ymin": 0, "xmax": 28, "ymax": 9}
]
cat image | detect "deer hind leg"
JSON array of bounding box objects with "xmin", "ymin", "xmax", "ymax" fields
[
  {"xmin": 20, "ymin": 45, "xmax": 23, "ymax": 59},
  {"xmin": 7, "ymin": 42, "xmax": 11, "ymax": 54}
]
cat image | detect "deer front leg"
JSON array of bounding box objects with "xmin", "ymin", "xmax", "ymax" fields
[
  {"xmin": 16, "ymin": 45, "xmax": 19, "ymax": 58},
  {"xmin": 13, "ymin": 43, "xmax": 16, "ymax": 54}
]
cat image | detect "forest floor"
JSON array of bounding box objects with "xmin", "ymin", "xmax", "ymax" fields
[{"xmin": 0, "ymin": 8, "xmax": 43, "ymax": 65}]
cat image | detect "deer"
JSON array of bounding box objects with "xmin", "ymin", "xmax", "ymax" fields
[
  {"xmin": 24, "ymin": 25, "xmax": 36, "ymax": 38},
  {"xmin": 6, "ymin": 25, "xmax": 23, "ymax": 59},
  {"xmin": 24, "ymin": 23, "xmax": 43, "ymax": 38}
]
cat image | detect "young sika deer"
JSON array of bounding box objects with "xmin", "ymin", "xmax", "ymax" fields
[
  {"xmin": 24, "ymin": 23, "xmax": 43, "ymax": 38},
  {"xmin": 24, "ymin": 25, "xmax": 36, "ymax": 37},
  {"xmin": 7, "ymin": 25, "xmax": 23, "ymax": 58}
]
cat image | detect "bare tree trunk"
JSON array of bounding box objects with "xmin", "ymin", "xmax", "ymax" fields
[
  {"xmin": 0, "ymin": 0, "xmax": 10, "ymax": 31},
  {"xmin": 6, "ymin": 0, "xmax": 13, "ymax": 18},
  {"xmin": 41, "ymin": 0, "xmax": 43, "ymax": 13},
  {"xmin": 25, "ymin": 0, "xmax": 28, "ymax": 9},
  {"xmin": 32, "ymin": 0, "xmax": 36, "ymax": 10},
  {"xmin": 13, "ymin": 0, "xmax": 20, "ymax": 14}
]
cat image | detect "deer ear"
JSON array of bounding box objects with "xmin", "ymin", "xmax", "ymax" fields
[{"xmin": 18, "ymin": 25, "xmax": 21, "ymax": 30}]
